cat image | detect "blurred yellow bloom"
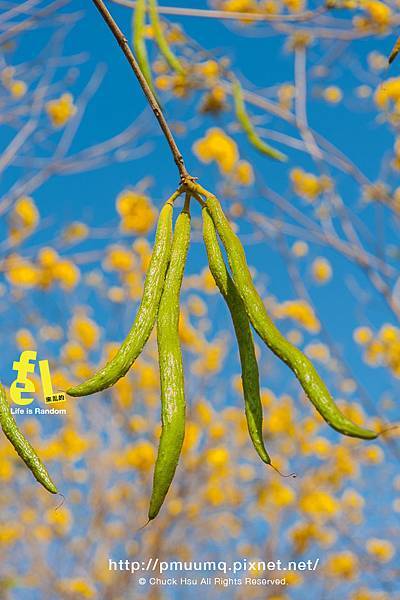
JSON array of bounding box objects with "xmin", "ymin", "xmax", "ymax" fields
[
  {"xmin": 9, "ymin": 195, "xmax": 39, "ymax": 242},
  {"xmin": 183, "ymin": 421, "xmax": 200, "ymax": 453},
  {"xmin": 46, "ymin": 93, "xmax": 76, "ymax": 127},
  {"xmin": 312, "ymin": 257, "xmax": 332, "ymax": 284},
  {"xmin": 205, "ymin": 447, "xmax": 229, "ymax": 469},
  {"xmin": 362, "ymin": 444, "xmax": 384, "ymax": 464},
  {"xmin": 0, "ymin": 523, "xmax": 23, "ymax": 544},
  {"xmin": 274, "ymin": 299, "xmax": 320, "ymax": 333},
  {"xmin": 116, "ymin": 190, "xmax": 157, "ymax": 235},
  {"xmin": 197, "ymin": 60, "xmax": 220, "ymax": 79},
  {"xmin": 59, "ymin": 579, "xmax": 96, "ymax": 598},
  {"xmin": 46, "ymin": 506, "xmax": 72, "ymax": 535},
  {"xmin": 354, "ymin": 0, "xmax": 392, "ymax": 31},
  {"xmin": 124, "ymin": 441, "xmax": 156, "ymax": 471},
  {"xmin": 193, "ymin": 128, "xmax": 239, "ymax": 174},
  {"xmin": 70, "ymin": 315, "xmax": 99, "ymax": 349},
  {"xmin": 342, "ymin": 488, "xmax": 365, "ymax": 510},
  {"xmin": 374, "ymin": 77, "xmax": 400, "ymax": 112},
  {"xmin": 291, "ymin": 240, "xmax": 308, "ymax": 257},
  {"xmin": 299, "ymin": 489, "xmax": 339, "ymax": 519},
  {"xmin": 5, "ymin": 255, "xmax": 40, "ymax": 287},
  {"xmin": 15, "ymin": 328, "xmax": 36, "ymax": 350},
  {"xmin": 234, "ymin": 160, "xmax": 254, "ymax": 186},
  {"xmin": 62, "ymin": 221, "xmax": 89, "ymax": 244},
  {"xmin": 290, "ymin": 168, "xmax": 332, "ymax": 201},
  {"xmin": 366, "ymin": 538, "xmax": 395, "ymax": 562},
  {"xmin": 9, "ymin": 79, "xmax": 27, "ymax": 98},
  {"xmin": 353, "ymin": 326, "xmax": 373, "ymax": 345},
  {"xmin": 277, "ymin": 83, "xmax": 295, "ymax": 110},
  {"xmin": 104, "ymin": 245, "xmax": 135, "ymax": 272},
  {"xmin": 326, "ymin": 551, "xmax": 358, "ymax": 580},
  {"xmin": 258, "ymin": 479, "xmax": 295, "ymax": 508},
  {"xmin": 323, "ymin": 86, "xmax": 343, "ymax": 104}
]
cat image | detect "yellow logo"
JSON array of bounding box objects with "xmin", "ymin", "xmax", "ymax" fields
[{"xmin": 10, "ymin": 350, "xmax": 65, "ymax": 405}]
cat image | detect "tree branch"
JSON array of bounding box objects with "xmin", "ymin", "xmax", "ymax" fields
[{"xmin": 91, "ymin": 0, "xmax": 190, "ymax": 181}]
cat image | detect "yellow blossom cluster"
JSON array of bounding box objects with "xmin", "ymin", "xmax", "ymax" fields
[
  {"xmin": 9, "ymin": 196, "xmax": 39, "ymax": 243},
  {"xmin": 193, "ymin": 128, "xmax": 254, "ymax": 185},
  {"xmin": 274, "ymin": 299, "xmax": 321, "ymax": 332},
  {"xmin": 46, "ymin": 93, "xmax": 76, "ymax": 127},
  {"xmin": 4, "ymin": 247, "xmax": 79, "ymax": 289},
  {"xmin": 116, "ymin": 189, "xmax": 157, "ymax": 235},
  {"xmin": 354, "ymin": 0, "xmax": 392, "ymax": 32},
  {"xmin": 290, "ymin": 168, "xmax": 332, "ymax": 201},
  {"xmin": 354, "ymin": 323, "xmax": 400, "ymax": 377},
  {"xmin": 323, "ymin": 85, "xmax": 343, "ymax": 104},
  {"xmin": 312, "ymin": 257, "xmax": 332, "ymax": 284},
  {"xmin": 374, "ymin": 77, "xmax": 400, "ymax": 116},
  {"xmin": 1, "ymin": 66, "xmax": 27, "ymax": 98}
]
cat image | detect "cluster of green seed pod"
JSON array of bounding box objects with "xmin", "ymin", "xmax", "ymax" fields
[{"xmin": 66, "ymin": 180, "xmax": 377, "ymax": 520}]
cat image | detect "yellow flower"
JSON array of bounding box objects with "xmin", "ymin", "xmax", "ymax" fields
[
  {"xmin": 104, "ymin": 245, "xmax": 135, "ymax": 272},
  {"xmin": 299, "ymin": 489, "xmax": 339, "ymax": 519},
  {"xmin": 274, "ymin": 299, "xmax": 320, "ymax": 333},
  {"xmin": 193, "ymin": 128, "xmax": 239, "ymax": 174},
  {"xmin": 124, "ymin": 441, "xmax": 156, "ymax": 471},
  {"xmin": 10, "ymin": 196, "xmax": 39, "ymax": 241},
  {"xmin": 15, "ymin": 329, "xmax": 36, "ymax": 350},
  {"xmin": 326, "ymin": 551, "xmax": 358, "ymax": 580},
  {"xmin": 323, "ymin": 86, "xmax": 343, "ymax": 104},
  {"xmin": 353, "ymin": 326, "xmax": 373, "ymax": 345},
  {"xmin": 290, "ymin": 168, "xmax": 332, "ymax": 201},
  {"xmin": 366, "ymin": 538, "xmax": 395, "ymax": 562},
  {"xmin": 292, "ymin": 240, "xmax": 309, "ymax": 257},
  {"xmin": 258, "ymin": 479, "xmax": 295, "ymax": 508},
  {"xmin": 374, "ymin": 77, "xmax": 400, "ymax": 111},
  {"xmin": 9, "ymin": 79, "xmax": 27, "ymax": 98},
  {"xmin": 69, "ymin": 315, "xmax": 99, "ymax": 349},
  {"xmin": 59, "ymin": 579, "xmax": 95, "ymax": 598},
  {"xmin": 342, "ymin": 489, "xmax": 365, "ymax": 510},
  {"xmin": 362, "ymin": 444, "xmax": 384, "ymax": 464},
  {"xmin": 234, "ymin": 160, "xmax": 254, "ymax": 186},
  {"xmin": 205, "ymin": 447, "xmax": 229, "ymax": 469},
  {"xmin": 46, "ymin": 506, "xmax": 72, "ymax": 535},
  {"xmin": 62, "ymin": 221, "xmax": 89, "ymax": 244},
  {"xmin": 312, "ymin": 257, "xmax": 332, "ymax": 284},
  {"xmin": 52, "ymin": 259, "xmax": 80, "ymax": 289},
  {"xmin": 277, "ymin": 83, "xmax": 295, "ymax": 110},
  {"xmin": 46, "ymin": 93, "xmax": 76, "ymax": 127},
  {"xmin": 5, "ymin": 254, "xmax": 40, "ymax": 287},
  {"xmin": 0, "ymin": 523, "xmax": 23, "ymax": 544},
  {"xmin": 355, "ymin": 0, "xmax": 392, "ymax": 31},
  {"xmin": 197, "ymin": 60, "xmax": 220, "ymax": 79},
  {"xmin": 116, "ymin": 190, "xmax": 157, "ymax": 235}
]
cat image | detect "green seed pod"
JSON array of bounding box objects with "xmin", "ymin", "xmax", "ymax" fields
[
  {"xmin": 148, "ymin": 206, "xmax": 191, "ymax": 520},
  {"xmin": 133, "ymin": 0, "xmax": 156, "ymax": 94},
  {"xmin": 231, "ymin": 75, "xmax": 287, "ymax": 162},
  {"xmin": 202, "ymin": 207, "xmax": 271, "ymax": 464},
  {"xmin": 149, "ymin": 0, "xmax": 185, "ymax": 75},
  {"xmin": 0, "ymin": 384, "xmax": 57, "ymax": 494},
  {"xmin": 67, "ymin": 193, "xmax": 179, "ymax": 397},
  {"xmin": 204, "ymin": 193, "xmax": 377, "ymax": 440}
]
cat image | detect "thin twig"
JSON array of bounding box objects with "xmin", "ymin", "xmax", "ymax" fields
[{"xmin": 91, "ymin": 0, "xmax": 191, "ymax": 181}]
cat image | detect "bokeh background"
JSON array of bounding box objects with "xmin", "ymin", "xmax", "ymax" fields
[{"xmin": 0, "ymin": 0, "xmax": 399, "ymax": 598}]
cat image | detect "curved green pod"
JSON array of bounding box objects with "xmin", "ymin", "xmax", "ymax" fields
[
  {"xmin": 148, "ymin": 207, "xmax": 190, "ymax": 520},
  {"xmin": 205, "ymin": 193, "xmax": 377, "ymax": 441},
  {"xmin": 67, "ymin": 193, "xmax": 179, "ymax": 397},
  {"xmin": 133, "ymin": 0, "xmax": 156, "ymax": 93},
  {"xmin": 0, "ymin": 384, "xmax": 57, "ymax": 494},
  {"xmin": 202, "ymin": 207, "xmax": 271, "ymax": 464},
  {"xmin": 148, "ymin": 0, "xmax": 184, "ymax": 75}
]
